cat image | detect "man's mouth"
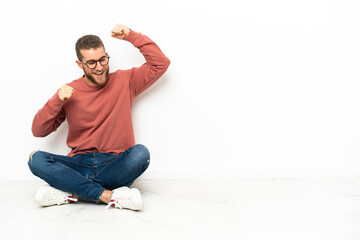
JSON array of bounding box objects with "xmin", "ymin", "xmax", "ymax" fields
[{"xmin": 93, "ymin": 70, "xmax": 104, "ymax": 78}]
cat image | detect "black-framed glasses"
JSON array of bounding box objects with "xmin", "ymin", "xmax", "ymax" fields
[{"xmin": 82, "ymin": 55, "xmax": 110, "ymax": 69}]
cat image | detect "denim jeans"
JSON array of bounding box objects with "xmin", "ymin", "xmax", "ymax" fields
[{"xmin": 28, "ymin": 144, "xmax": 150, "ymax": 201}]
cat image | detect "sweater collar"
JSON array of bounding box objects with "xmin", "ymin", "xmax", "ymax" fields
[{"xmin": 80, "ymin": 75, "xmax": 109, "ymax": 91}]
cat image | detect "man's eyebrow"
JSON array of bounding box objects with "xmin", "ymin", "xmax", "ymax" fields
[{"xmin": 84, "ymin": 55, "xmax": 107, "ymax": 62}]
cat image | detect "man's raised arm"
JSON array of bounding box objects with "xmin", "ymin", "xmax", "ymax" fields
[{"xmin": 112, "ymin": 24, "xmax": 171, "ymax": 99}]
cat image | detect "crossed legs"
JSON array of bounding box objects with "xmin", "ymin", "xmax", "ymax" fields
[{"xmin": 28, "ymin": 144, "xmax": 150, "ymax": 208}]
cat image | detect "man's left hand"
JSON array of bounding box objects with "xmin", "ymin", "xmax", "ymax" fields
[{"xmin": 111, "ymin": 24, "xmax": 130, "ymax": 40}]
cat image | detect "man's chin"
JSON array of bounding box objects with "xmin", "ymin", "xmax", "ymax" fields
[
  {"xmin": 94, "ymin": 69, "xmax": 109, "ymax": 86},
  {"xmin": 84, "ymin": 72, "xmax": 108, "ymax": 86},
  {"xmin": 94, "ymin": 77, "xmax": 107, "ymax": 86}
]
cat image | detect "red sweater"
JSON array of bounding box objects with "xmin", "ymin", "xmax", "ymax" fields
[{"xmin": 32, "ymin": 30, "xmax": 170, "ymax": 156}]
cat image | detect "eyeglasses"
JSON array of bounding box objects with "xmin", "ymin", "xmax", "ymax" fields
[{"xmin": 82, "ymin": 55, "xmax": 110, "ymax": 69}]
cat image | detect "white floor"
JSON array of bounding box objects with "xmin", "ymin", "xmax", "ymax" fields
[{"xmin": 0, "ymin": 179, "xmax": 359, "ymax": 240}]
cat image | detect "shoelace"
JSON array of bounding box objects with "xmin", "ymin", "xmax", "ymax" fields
[
  {"xmin": 105, "ymin": 199, "xmax": 123, "ymax": 210},
  {"xmin": 105, "ymin": 193, "xmax": 132, "ymax": 210},
  {"xmin": 65, "ymin": 196, "xmax": 78, "ymax": 204},
  {"xmin": 48, "ymin": 190, "xmax": 78, "ymax": 205}
]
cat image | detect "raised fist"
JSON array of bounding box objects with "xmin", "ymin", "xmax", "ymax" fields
[
  {"xmin": 111, "ymin": 24, "xmax": 130, "ymax": 40},
  {"xmin": 58, "ymin": 84, "xmax": 75, "ymax": 101}
]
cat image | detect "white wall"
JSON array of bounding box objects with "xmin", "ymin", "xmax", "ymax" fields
[{"xmin": 1, "ymin": 0, "xmax": 360, "ymax": 180}]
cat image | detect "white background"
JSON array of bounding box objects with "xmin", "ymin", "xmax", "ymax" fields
[{"xmin": 0, "ymin": 0, "xmax": 359, "ymax": 180}]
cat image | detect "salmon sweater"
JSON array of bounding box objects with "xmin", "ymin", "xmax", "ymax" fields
[{"xmin": 32, "ymin": 30, "xmax": 170, "ymax": 156}]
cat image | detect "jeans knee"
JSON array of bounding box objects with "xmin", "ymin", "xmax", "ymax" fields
[
  {"xmin": 134, "ymin": 144, "xmax": 150, "ymax": 160},
  {"xmin": 130, "ymin": 144, "xmax": 150, "ymax": 170},
  {"xmin": 28, "ymin": 150, "xmax": 38, "ymax": 161},
  {"xmin": 27, "ymin": 150, "xmax": 44, "ymax": 173},
  {"xmin": 28, "ymin": 150, "xmax": 38, "ymax": 165}
]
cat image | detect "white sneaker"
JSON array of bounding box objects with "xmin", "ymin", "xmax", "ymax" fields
[
  {"xmin": 105, "ymin": 187, "xmax": 143, "ymax": 210},
  {"xmin": 35, "ymin": 185, "xmax": 78, "ymax": 207}
]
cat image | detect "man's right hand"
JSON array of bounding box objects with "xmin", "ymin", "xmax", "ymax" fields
[{"xmin": 58, "ymin": 84, "xmax": 75, "ymax": 101}]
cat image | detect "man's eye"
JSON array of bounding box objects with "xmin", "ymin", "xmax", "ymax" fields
[{"xmin": 87, "ymin": 61, "xmax": 96, "ymax": 66}]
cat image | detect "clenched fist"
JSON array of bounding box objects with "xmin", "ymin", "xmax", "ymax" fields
[
  {"xmin": 58, "ymin": 84, "xmax": 75, "ymax": 101},
  {"xmin": 111, "ymin": 24, "xmax": 130, "ymax": 40}
]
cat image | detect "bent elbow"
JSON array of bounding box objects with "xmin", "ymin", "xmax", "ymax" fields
[
  {"xmin": 31, "ymin": 125, "xmax": 47, "ymax": 138},
  {"xmin": 32, "ymin": 128, "xmax": 42, "ymax": 138},
  {"xmin": 164, "ymin": 57, "xmax": 171, "ymax": 69},
  {"xmin": 159, "ymin": 57, "xmax": 170, "ymax": 73}
]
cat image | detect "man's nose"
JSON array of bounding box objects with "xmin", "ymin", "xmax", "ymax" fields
[{"xmin": 95, "ymin": 61, "xmax": 103, "ymax": 70}]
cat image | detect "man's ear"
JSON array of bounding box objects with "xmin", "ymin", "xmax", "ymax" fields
[{"xmin": 76, "ymin": 60, "xmax": 83, "ymax": 69}]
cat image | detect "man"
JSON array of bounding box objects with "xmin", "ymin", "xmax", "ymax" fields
[{"xmin": 28, "ymin": 24, "xmax": 170, "ymax": 210}]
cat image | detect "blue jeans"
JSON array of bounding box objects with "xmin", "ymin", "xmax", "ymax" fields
[{"xmin": 28, "ymin": 144, "xmax": 150, "ymax": 201}]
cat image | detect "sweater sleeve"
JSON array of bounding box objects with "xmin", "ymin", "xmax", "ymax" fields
[
  {"xmin": 124, "ymin": 30, "xmax": 170, "ymax": 100},
  {"xmin": 31, "ymin": 91, "xmax": 66, "ymax": 137}
]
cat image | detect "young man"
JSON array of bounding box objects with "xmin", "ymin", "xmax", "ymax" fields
[{"xmin": 28, "ymin": 24, "xmax": 170, "ymax": 210}]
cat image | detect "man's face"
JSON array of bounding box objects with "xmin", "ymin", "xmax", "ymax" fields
[{"xmin": 77, "ymin": 47, "xmax": 109, "ymax": 86}]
